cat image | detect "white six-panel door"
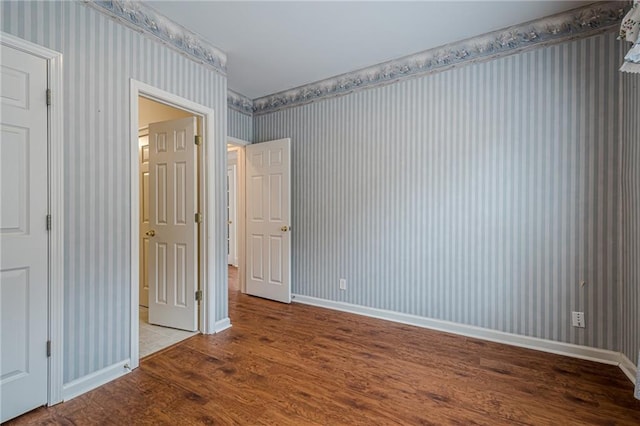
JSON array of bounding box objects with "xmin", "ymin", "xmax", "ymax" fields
[
  {"xmin": 245, "ymin": 138, "xmax": 291, "ymax": 303},
  {"xmin": 0, "ymin": 44, "xmax": 49, "ymax": 422},
  {"xmin": 148, "ymin": 117, "xmax": 198, "ymax": 331}
]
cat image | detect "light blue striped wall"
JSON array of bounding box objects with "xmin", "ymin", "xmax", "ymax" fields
[
  {"xmin": 228, "ymin": 108, "xmax": 253, "ymax": 142},
  {"xmin": 255, "ymin": 32, "xmax": 626, "ymax": 352},
  {"xmin": 620, "ymin": 72, "xmax": 640, "ymax": 364},
  {"xmin": 1, "ymin": 1, "xmax": 228, "ymax": 383}
]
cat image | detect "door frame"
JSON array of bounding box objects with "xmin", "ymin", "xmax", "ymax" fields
[
  {"xmin": 227, "ymin": 137, "xmax": 248, "ymax": 293},
  {"xmin": 0, "ymin": 32, "xmax": 65, "ymax": 405},
  {"xmin": 137, "ymin": 126, "xmax": 149, "ymax": 308},
  {"xmin": 129, "ymin": 80, "xmax": 216, "ymax": 369},
  {"xmin": 227, "ymin": 150, "xmax": 238, "ymax": 267}
]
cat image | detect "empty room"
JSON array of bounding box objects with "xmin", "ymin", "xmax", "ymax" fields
[{"xmin": 1, "ymin": 0, "xmax": 640, "ymax": 424}]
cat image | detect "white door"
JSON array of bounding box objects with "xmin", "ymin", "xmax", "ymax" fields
[
  {"xmin": 227, "ymin": 150, "xmax": 238, "ymax": 266},
  {"xmin": 139, "ymin": 130, "xmax": 150, "ymax": 307},
  {"xmin": 147, "ymin": 117, "xmax": 198, "ymax": 331},
  {"xmin": 246, "ymin": 138, "xmax": 291, "ymax": 303},
  {"xmin": 0, "ymin": 44, "xmax": 49, "ymax": 422}
]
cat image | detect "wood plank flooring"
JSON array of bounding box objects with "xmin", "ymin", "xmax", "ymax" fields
[{"xmin": 9, "ymin": 266, "xmax": 640, "ymax": 425}]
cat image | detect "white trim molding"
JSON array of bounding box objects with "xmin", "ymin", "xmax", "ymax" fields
[
  {"xmin": 252, "ymin": 1, "xmax": 628, "ymax": 115},
  {"xmin": 83, "ymin": 0, "xmax": 226, "ymax": 75},
  {"xmin": 0, "ymin": 31, "xmax": 65, "ymax": 407},
  {"xmin": 292, "ymin": 294, "xmax": 636, "ymax": 384},
  {"xmin": 62, "ymin": 360, "xmax": 131, "ymax": 402},
  {"xmin": 214, "ymin": 318, "xmax": 232, "ymax": 333},
  {"xmin": 227, "ymin": 136, "xmax": 250, "ymax": 147},
  {"xmin": 619, "ymin": 353, "xmax": 638, "ymax": 386},
  {"xmin": 130, "ymin": 80, "xmax": 217, "ymax": 372}
]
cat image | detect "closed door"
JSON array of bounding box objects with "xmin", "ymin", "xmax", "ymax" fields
[
  {"xmin": 139, "ymin": 131, "xmax": 150, "ymax": 307},
  {"xmin": 0, "ymin": 44, "xmax": 49, "ymax": 422},
  {"xmin": 246, "ymin": 138, "xmax": 292, "ymax": 303},
  {"xmin": 147, "ymin": 117, "xmax": 199, "ymax": 331}
]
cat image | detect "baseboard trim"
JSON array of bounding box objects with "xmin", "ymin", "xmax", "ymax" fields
[
  {"xmin": 62, "ymin": 360, "xmax": 131, "ymax": 402},
  {"xmin": 214, "ymin": 317, "xmax": 232, "ymax": 333},
  {"xmin": 292, "ymin": 295, "xmax": 631, "ymax": 378},
  {"xmin": 619, "ymin": 353, "xmax": 638, "ymax": 386}
]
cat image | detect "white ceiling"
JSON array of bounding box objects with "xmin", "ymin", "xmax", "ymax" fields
[{"xmin": 147, "ymin": 1, "xmax": 593, "ymax": 99}]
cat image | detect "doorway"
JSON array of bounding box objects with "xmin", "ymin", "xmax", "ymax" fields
[
  {"xmin": 225, "ymin": 137, "xmax": 293, "ymax": 303},
  {"xmin": 129, "ymin": 80, "xmax": 217, "ymax": 369},
  {"xmin": 227, "ymin": 147, "xmax": 239, "ymax": 268},
  {"xmin": 227, "ymin": 137, "xmax": 248, "ymax": 295},
  {"xmin": 137, "ymin": 97, "xmax": 199, "ymax": 358}
]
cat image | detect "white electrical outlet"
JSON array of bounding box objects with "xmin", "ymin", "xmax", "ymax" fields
[
  {"xmin": 572, "ymin": 311, "xmax": 585, "ymax": 328},
  {"xmin": 339, "ymin": 278, "xmax": 346, "ymax": 290}
]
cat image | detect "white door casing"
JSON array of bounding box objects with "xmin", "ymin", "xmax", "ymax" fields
[
  {"xmin": 0, "ymin": 43, "xmax": 49, "ymax": 423},
  {"xmin": 245, "ymin": 138, "xmax": 292, "ymax": 303},
  {"xmin": 148, "ymin": 117, "xmax": 198, "ymax": 331},
  {"xmin": 139, "ymin": 130, "xmax": 150, "ymax": 307},
  {"xmin": 227, "ymin": 150, "xmax": 238, "ymax": 266}
]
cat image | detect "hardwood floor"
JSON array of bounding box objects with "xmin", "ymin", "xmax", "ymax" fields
[{"xmin": 9, "ymin": 266, "xmax": 640, "ymax": 425}]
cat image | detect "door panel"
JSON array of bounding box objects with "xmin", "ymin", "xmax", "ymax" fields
[
  {"xmin": 148, "ymin": 117, "xmax": 198, "ymax": 331},
  {"xmin": 155, "ymin": 163, "xmax": 168, "ymax": 224},
  {"xmin": 245, "ymin": 138, "xmax": 291, "ymax": 303},
  {"xmin": 269, "ymin": 174, "xmax": 283, "ymax": 220},
  {"xmin": 269, "ymin": 237, "xmax": 283, "ymax": 283},
  {"xmin": 1, "ymin": 268, "xmax": 29, "ymax": 376},
  {"xmin": 0, "ymin": 43, "xmax": 49, "ymax": 423}
]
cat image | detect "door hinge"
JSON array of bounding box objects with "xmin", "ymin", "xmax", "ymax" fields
[
  {"xmin": 46, "ymin": 89, "xmax": 52, "ymax": 106},
  {"xmin": 195, "ymin": 212, "xmax": 202, "ymax": 223},
  {"xmin": 46, "ymin": 341, "xmax": 51, "ymax": 357},
  {"xmin": 195, "ymin": 290, "xmax": 203, "ymax": 302},
  {"xmin": 46, "ymin": 214, "xmax": 52, "ymax": 230},
  {"xmin": 194, "ymin": 135, "xmax": 202, "ymax": 146}
]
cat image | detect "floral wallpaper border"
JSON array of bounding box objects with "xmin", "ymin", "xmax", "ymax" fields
[
  {"xmin": 228, "ymin": 89, "xmax": 254, "ymax": 115},
  {"xmin": 83, "ymin": 0, "xmax": 227, "ymax": 74},
  {"xmin": 251, "ymin": 1, "xmax": 628, "ymax": 115},
  {"xmin": 83, "ymin": 1, "xmax": 628, "ymax": 113}
]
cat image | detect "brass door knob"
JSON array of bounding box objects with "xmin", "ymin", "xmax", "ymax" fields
[
  {"xmin": 145, "ymin": 230, "xmax": 156, "ymax": 237},
  {"xmin": 280, "ymin": 226, "xmax": 290, "ymax": 232}
]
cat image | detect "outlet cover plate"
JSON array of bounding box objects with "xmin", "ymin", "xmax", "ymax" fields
[{"xmin": 572, "ymin": 311, "xmax": 585, "ymax": 328}]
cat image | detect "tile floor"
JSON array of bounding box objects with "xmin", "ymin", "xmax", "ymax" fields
[
  {"xmin": 139, "ymin": 306, "xmax": 198, "ymax": 358},
  {"xmin": 139, "ymin": 266, "xmax": 237, "ymax": 358}
]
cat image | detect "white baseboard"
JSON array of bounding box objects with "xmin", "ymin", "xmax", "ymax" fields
[
  {"xmin": 292, "ymin": 295, "xmax": 633, "ymax": 381},
  {"xmin": 62, "ymin": 360, "xmax": 131, "ymax": 402},
  {"xmin": 60, "ymin": 317, "xmax": 230, "ymax": 402},
  {"xmin": 619, "ymin": 353, "xmax": 638, "ymax": 386},
  {"xmin": 214, "ymin": 317, "xmax": 232, "ymax": 333}
]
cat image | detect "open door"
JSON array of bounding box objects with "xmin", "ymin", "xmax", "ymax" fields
[
  {"xmin": 147, "ymin": 116, "xmax": 198, "ymax": 331},
  {"xmin": 245, "ymin": 138, "xmax": 292, "ymax": 303}
]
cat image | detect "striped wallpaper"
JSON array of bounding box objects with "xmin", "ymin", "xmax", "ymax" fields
[
  {"xmin": 228, "ymin": 107, "xmax": 253, "ymax": 142},
  {"xmin": 255, "ymin": 32, "xmax": 627, "ymax": 352},
  {"xmin": 1, "ymin": 1, "xmax": 229, "ymax": 383},
  {"xmin": 1, "ymin": 0, "xmax": 634, "ymax": 389},
  {"xmin": 620, "ymin": 72, "xmax": 640, "ymax": 366}
]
